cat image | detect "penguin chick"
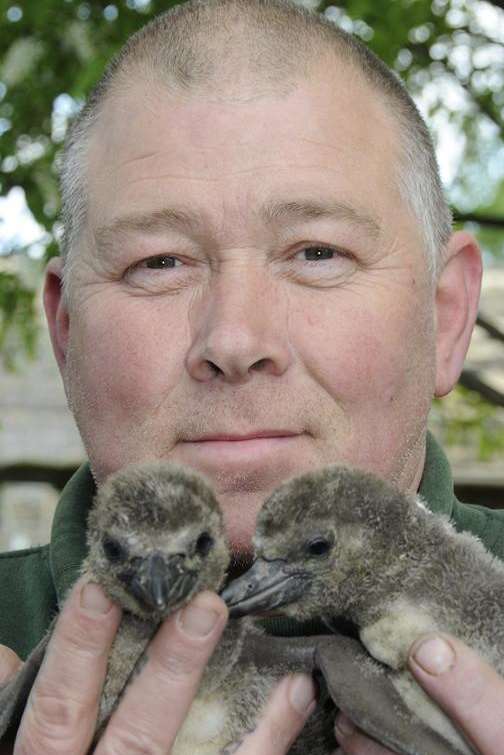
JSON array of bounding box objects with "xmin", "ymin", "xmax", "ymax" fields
[
  {"xmin": 0, "ymin": 461, "xmax": 229, "ymax": 742},
  {"xmin": 222, "ymin": 465, "xmax": 501, "ymax": 755},
  {"xmin": 0, "ymin": 462, "xmax": 335, "ymax": 754},
  {"xmin": 84, "ymin": 460, "xmax": 230, "ymax": 733}
]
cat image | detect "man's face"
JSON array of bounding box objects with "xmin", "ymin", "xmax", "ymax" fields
[{"xmin": 55, "ymin": 66, "xmax": 437, "ymax": 554}]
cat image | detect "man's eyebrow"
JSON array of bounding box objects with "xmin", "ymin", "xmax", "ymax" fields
[
  {"xmin": 259, "ymin": 198, "xmax": 381, "ymax": 239},
  {"xmin": 94, "ymin": 198, "xmax": 381, "ymax": 253},
  {"xmin": 94, "ymin": 207, "xmax": 198, "ymax": 254}
]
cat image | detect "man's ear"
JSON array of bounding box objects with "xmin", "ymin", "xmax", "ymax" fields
[
  {"xmin": 435, "ymin": 230, "xmax": 482, "ymax": 398},
  {"xmin": 43, "ymin": 257, "xmax": 70, "ymax": 374}
]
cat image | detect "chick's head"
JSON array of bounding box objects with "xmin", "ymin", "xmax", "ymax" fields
[
  {"xmin": 85, "ymin": 462, "xmax": 229, "ymax": 620},
  {"xmin": 224, "ymin": 466, "xmax": 411, "ymax": 621}
]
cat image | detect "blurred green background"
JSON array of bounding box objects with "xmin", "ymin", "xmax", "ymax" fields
[{"xmin": 0, "ymin": 0, "xmax": 503, "ymax": 534}]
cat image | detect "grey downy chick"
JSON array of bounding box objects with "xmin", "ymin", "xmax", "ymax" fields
[
  {"xmin": 0, "ymin": 462, "xmax": 228, "ymax": 744},
  {"xmin": 83, "ymin": 460, "xmax": 231, "ymax": 738},
  {"xmin": 0, "ymin": 462, "xmax": 335, "ymax": 753},
  {"xmin": 222, "ymin": 465, "xmax": 503, "ymax": 755}
]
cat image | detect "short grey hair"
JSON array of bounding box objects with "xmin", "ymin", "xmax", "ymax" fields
[{"xmin": 59, "ymin": 0, "xmax": 452, "ymax": 293}]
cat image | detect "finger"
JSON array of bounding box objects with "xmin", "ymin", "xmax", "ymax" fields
[
  {"xmin": 15, "ymin": 577, "xmax": 121, "ymax": 755},
  {"xmin": 0, "ymin": 646, "xmax": 23, "ymax": 684},
  {"xmin": 0, "ymin": 648, "xmax": 22, "ymax": 755},
  {"xmin": 409, "ymin": 632, "xmax": 504, "ymax": 755},
  {"xmin": 334, "ymin": 713, "xmax": 396, "ymax": 755},
  {"xmin": 95, "ymin": 590, "xmax": 228, "ymax": 754},
  {"xmin": 230, "ymin": 673, "xmax": 316, "ymax": 754}
]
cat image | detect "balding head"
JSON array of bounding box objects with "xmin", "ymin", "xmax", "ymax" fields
[{"xmin": 59, "ymin": 0, "xmax": 450, "ymax": 294}]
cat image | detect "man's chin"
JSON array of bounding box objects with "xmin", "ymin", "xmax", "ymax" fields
[{"xmin": 170, "ymin": 434, "xmax": 310, "ymax": 493}]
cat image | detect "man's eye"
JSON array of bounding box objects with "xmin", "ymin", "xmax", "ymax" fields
[
  {"xmin": 299, "ymin": 246, "xmax": 336, "ymax": 262},
  {"xmin": 124, "ymin": 253, "xmax": 195, "ymax": 292},
  {"xmin": 143, "ymin": 255, "xmax": 182, "ymax": 269},
  {"xmin": 286, "ymin": 244, "xmax": 355, "ymax": 287}
]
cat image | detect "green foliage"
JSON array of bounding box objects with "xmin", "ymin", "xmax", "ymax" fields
[
  {"xmin": 469, "ymin": 225, "xmax": 504, "ymax": 265},
  {"xmin": 431, "ymin": 385, "xmax": 504, "ymax": 462},
  {"xmin": 484, "ymin": 179, "xmax": 504, "ymax": 218},
  {"xmin": 0, "ymin": 270, "xmax": 38, "ymax": 370}
]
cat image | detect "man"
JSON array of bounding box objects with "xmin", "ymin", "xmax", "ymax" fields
[{"xmin": 1, "ymin": 0, "xmax": 504, "ymax": 752}]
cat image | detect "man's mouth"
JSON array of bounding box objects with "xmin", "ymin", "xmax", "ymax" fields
[
  {"xmin": 184, "ymin": 430, "xmax": 301, "ymax": 442},
  {"xmin": 177, "ymin": 431, "xmax": 304, "ymax": 467}
]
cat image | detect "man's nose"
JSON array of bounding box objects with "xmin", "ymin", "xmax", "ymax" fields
[{"xmin": 185, "ymin": 264, "xmax": 292, "ymax": 383}]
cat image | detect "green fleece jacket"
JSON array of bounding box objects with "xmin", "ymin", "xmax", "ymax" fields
[{"xmin": 1, "ymin": 433, "xmax": 504, "ymax": 660}]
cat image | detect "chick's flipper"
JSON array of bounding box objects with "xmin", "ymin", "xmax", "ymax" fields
[
  {"xmin": 315, "ymin": 633, "xmax": 476, "ymax": 755},
  {"xmin": 230, "ymin": 630, "xmax": 470, "ymax": 755}
]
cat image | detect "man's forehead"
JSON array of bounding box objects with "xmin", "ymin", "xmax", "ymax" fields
[
  {"xmin": 92, "ymin": 58, "xmax": 394, "ymax": 157},
  {"xmin": 85, "ymin": 63, "xmax": 403, "ymax": 242}
]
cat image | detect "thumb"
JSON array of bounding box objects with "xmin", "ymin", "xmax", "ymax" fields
[
  {"xmin": 408, "ymin": 632, "xmax": 504, "ymax": 755},
  {"xmin": 0, "ymin": 646, "xmax": 23, "ymax": 684}
]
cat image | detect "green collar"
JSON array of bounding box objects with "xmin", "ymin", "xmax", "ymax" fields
[
  {"xmin": 418, "ymin": 431, "xmax": 455, "ymax": 517},
  {"xmin": 50, "ymin": 463, "xmax": 95, "ymax": 605},
  {"xmin": 48, "ymin": 432, "xmax": 456, "ymax": 611}
]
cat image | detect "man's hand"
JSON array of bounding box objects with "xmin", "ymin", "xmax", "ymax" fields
[
  {"xmin": 0, "ymin": 578, "xmax": 316, "ymax": 754},
  {"xmin": 334, "ymin": 632, "xmax": 504, "ymax": 755}
]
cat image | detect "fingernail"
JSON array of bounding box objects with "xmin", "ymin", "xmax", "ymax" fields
[
  {"xmin": 335, "ymin": 712, "xmax": 355, "ymax": 739},
  {"xmin": 410, "ymin": 634, "xmax": 455, "ymax": 675},
  {"xmin": 179, "ymin": 599, "xmax": 219, "ymax": 637},
  {"xmin": 81, "ymin": 582, "xmax": 113, "ymax": 614},
  {"xmin": 289, "ymin": 674, "xmax": 316, "ymax": 714}
]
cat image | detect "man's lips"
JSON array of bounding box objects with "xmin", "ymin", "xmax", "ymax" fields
[
  {"xmin": 176, "ymin": 431, "xmax": 305, "ymax": 468},
  {"xmin": 184, "ymin": 431, "xmax": 300, "ymax": 442}
]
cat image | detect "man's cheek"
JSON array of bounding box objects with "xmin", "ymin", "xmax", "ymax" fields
[
  {"xmin": 298, "ymin": 313, "xmax": 398, "ymax": 403},
  {"xmin": 67, "ymin": 313, "xmax": 182, "ymax": 417}
]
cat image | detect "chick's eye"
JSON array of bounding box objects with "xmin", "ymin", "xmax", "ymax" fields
[
  {"xmin": 103, "ymin": 536, "xmax": 127, "ymax": 563},
  {"xmin": 195, "ymin": 532, "xmax": 214, "ymax": 557},
  {"xmin": 306, "ymin": 537, "xmax": 332, "ymax": 557}
]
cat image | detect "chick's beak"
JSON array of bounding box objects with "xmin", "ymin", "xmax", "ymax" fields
[
  {"xmin": 221, "ymin": 557, "xmax": 310, "ymax": 618},
  {"xmin": 123, "ymin": 552, "xmax": 197, "ymax": 612}
]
